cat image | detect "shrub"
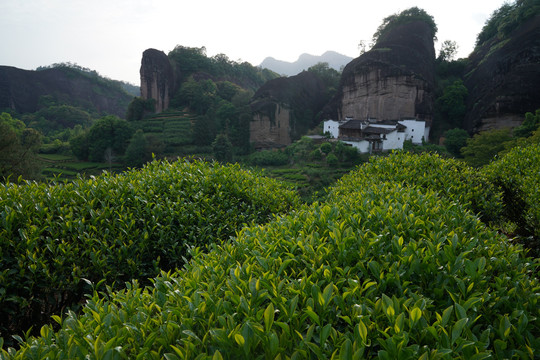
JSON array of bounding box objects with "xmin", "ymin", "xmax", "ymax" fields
[
  {"xmin": 331, "ymin": 151, "xmax": 503, "ymax": 223},
  {"xmin": 483, "ymin": 143, "xmax": 540, "ymax": 253},
  {"xmin": 5, "ymin": 161, "xmax": 538, "ymax": 359},
  {"xmin": 309, "ymin": 149, "xmax": 322, "ymax": 160},
  {"xmin": 247, "ymin": 150, "xmax": 289, "ymax": 166},
  {"xmin": 319, "ymin": 142, "xmax": 332, "ymax": 155},
  {"xmin": 0, "ymin": 160, "xmax": 300, "ymax": 346},
  {"xmin": 326, "ymin": 153, "xmax": 338, "ymax": 167}
]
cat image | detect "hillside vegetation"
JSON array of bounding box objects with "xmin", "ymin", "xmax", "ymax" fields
[{"xmin": 2, "ymin": 145, "xmax": 539, "ymax": 359}]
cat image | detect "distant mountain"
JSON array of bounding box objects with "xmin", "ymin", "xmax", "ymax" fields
[
  {"xmin": 259, "ymin": 51, "xmax": 353, "ymax": 76},
  {"xmin": 0, "ymin": 65, "xmax": 133, "ymax": 117}
]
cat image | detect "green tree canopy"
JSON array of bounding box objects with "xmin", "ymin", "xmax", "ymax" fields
[
  {"xmin": 212, "ymin": 133, "xmax": 233, "ymax": 163},
  {"xmin": 513, "ymin": 109, "xmax": 540, "ymax": 138},
  {"xmin": 437, "ymin": 40, "xmax": 458, "ymax": 62},
  {"xmin": 372, "ymin": 7, "xmax": 437, "ymax": 43},
  {"xmin": 124, "ymin": 129, "xmax": 150, "ymax": 168},
  {"xmin": 461, "ymin": 128, "xmax": 513, "ymax": 167},
  {"xmin": 0, "ymin": 113, "xmax": 42, "ymax": 180},
  {"xmin": 84, "ymin": 116, "xmax": 134, "ymax": 162},
  {"xmin": 436, "ymin": 80, "xmax": 468, "ymax": 129},
  {"xmin": 126, "ymin": 97, "xmax": 156, "ymax": 121},
  {"xmin": 443, "ymin": 128, "xmax": 469, "ymax": 158},
  {"xmin": 475, "ymin": 0, "xmax": 540, "ymax": 47}
]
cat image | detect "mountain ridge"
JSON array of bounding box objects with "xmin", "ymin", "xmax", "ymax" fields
[{"xmin": 259, "ymin": 51, "xmax": 353, "ymax": 76}]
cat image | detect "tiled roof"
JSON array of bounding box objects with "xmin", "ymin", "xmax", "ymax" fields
[{"xmin": 339, "ymin": 120, "xmax": 366, "ymax": 129}]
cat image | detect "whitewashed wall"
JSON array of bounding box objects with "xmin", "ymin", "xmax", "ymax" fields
[
  {"xmin": 323, "ymin": 120, "xmax": 340, "ymax": 138},
  {"xmin": 382, "ymin": 130, "xmax": 405, "ymax": 150},
  {"xmin": 399, "ymin": 119, "xmax": 426, "ymax": 144}
]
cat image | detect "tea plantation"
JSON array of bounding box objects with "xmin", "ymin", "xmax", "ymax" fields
[
  {"xmin": 0, "ymin": 160, "xmax": 301, "ymax": 349},
  {"xmin": 1, "ymin": 145, "xmax": 539, "ymax": 359}
]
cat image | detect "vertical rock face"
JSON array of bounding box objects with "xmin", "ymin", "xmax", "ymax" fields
[
  {"xmin": 250, "ymin": 104, "xmax": 291, "ymax": 149},
  {"xmin": 464, "ymin": 15, "xmax": 540, "ymax": 133},
  {"xmin": 140, "ymin": 49, "xmax": 175, "ymax": 113},
  {"xmin": 334, "ymin": 21, "xmax": 436, "ymax": 124},
  {"xmin": 249, "ymin": 71, "xmax": 327, "ymax": 149}
]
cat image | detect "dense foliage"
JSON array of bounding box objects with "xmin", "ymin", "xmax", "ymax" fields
[
  {"xmin": 0, "ymin": 113, "xmax": 42, "ymax": 180},
  {"xmin": 167, "ymin": 46, "xmax": 278, "ymax": 90},
  {"xmin": 461, "ymin": 129, "xmax": 513, "ymax": 168},
  {"xmin": 70, "ymin": 115, "xmax": 134, "ymax": 162},
  {"xmin": 0, "ymin": 160, "xmax": 300, "ymax": 347},
  {"xmin": 475, "ymin": 0, "xmax": 540, "ymax": 47},
  {"xmin": 483, "ymin": 143, "xmax": 540, "ymax": 253},
  {"xmin": 36, "ymin": 62, "xmax": 139, "ymax": 97},
  {"xmin": 372, "ymin": 7, "xmax": 438, "ymax": 43},
  {"xmin": 160, "ymin": 47, "xmax": 265, "ymax": 156},
  {"xmin": 333, "ymin": 151, "xmax": 503, "ymax": 223},
  {"xmin": 3, "ymin": 152, "xmax": 538, "ymax": 359}
]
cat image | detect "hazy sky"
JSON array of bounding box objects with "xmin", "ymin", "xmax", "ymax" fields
[{"xmin": 1, "ymin": 0, "xmax": 508, "ymax": 85}]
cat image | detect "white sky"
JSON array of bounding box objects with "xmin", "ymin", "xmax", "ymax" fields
[{"xmin": 0, "ymin": 0, "xmax": 509, "ymax": 85}]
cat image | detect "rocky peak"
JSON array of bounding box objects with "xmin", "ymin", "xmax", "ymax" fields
[
  {"xmin": 463, "ymin": 14, "xmax": 540, "ymax": 132},
  {"xmin": 140, "ymin": 49, "xmax": 175, "ymax": 113},
  {"xmin": 330, "ymin": 20, "xmax": 436, "ymax": 125}
]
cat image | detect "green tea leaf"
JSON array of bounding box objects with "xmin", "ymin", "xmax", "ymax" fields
[
  {"xmin": 264, "ymin": 303, "xmax": 275, "ymax": 333},
  {"xmin": 451, "ymin": 318, "xmax": 468, "ymax": 345}
]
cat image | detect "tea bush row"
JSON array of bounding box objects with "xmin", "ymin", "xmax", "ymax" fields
[
  {"xmin": 329, "ymin": 151, "xmax": 504, "ymax": 223},
  {"xmin": 0, "ymin": 160, "xmax": 300, "ymax": 345},
  {"xmin": 483, "ymin": 143, "xmax": 540, "ymax": 252},
  {"xmin": 5, "ymin": 153, "xmax": 538, "ymax": 359}
]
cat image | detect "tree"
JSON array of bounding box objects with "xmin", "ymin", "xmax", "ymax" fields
[
  {"xmin": 372, "ymin": 7, "xmax": 437, "ymax": 43},
  {"xmin": 326, "ymin": 153, "xmax": 338, "ymax": 167},
  {"xmin": 212, "ymin": 134, "xmax": 233, "ymax": 163},
  {"xmin": 124, "ymin": 129, "xmax": 150, "ymax": 168},
  {"xmin": 436, "ymin": 80, "xmax": 468, "ymax": 129},
  {"xmin": 437, "ymin": 40, "xmax": 458, "ymax": 62},
  {"xmin": 86, "ymin": 116, "xmax": 134, "ymax": 162},
  {"xmin": 443, "ymin": 128, "xmax": 469, "ymax": 158},
  {"xmin": 70, "ymin": 132, "xmax": 90, "ymax": 161},
  {"xmin": 193, "ymin": 115, "xmax": 218, "ymax": 146},
  {"xmin": 320, "ymin": 142, "xmax": 333, "ymax": 155},
  {"xmin": 513, "ymin": 109, "xmax": 540, "ymax": 138},
  {"xmin": 215, "ymin": 100, "xmax": 237, "ymax": 131},
  {"xmin": 461, "ymin": 128, "xmax": 513, "ymax": 167},
  {"xmin": 126, "ymin": 97, "xmax": 155, "ymax": 121},
  {"xmin": 0, "ymin": 113, "xmax": 42, "ymax": 180}
]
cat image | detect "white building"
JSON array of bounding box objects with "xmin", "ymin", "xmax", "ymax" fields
[{"xmin": 323, "ymin": 118, "xmax": 429, "ymax": 153}]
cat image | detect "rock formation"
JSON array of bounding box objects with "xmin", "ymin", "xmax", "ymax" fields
[
  {"xmin": 329, "ymin": 20, "xmax": 436, "ymax": 125},
  {"xmin": 140, "ymin": 49, "xmax": 175, "ymax": 113},
  {"xmin": 250, "ymin": 71, "xmax": 327, "ymax": 149},
  {"xmin": 0, "ymin": 66, "xmax": 131, "ymax": 117},
  {"xmin": 463, "ymin": 14, "xmax": 540, "ymax": 133}
]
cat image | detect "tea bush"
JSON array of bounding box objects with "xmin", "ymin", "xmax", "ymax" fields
[
  {"xmin": 483, "ymin": 143, "xmax": 540, "ymax": 252},
  {"xmin": 330, "ymin": 151, "xmax": 503, "ymax": 223},
  {"xmin": 0, "ymin": 159, "xmax": 300, "ymax": 345},
  {"xmin": 5, "ymin": 155, "xmax": 538, "ymax": 359}
]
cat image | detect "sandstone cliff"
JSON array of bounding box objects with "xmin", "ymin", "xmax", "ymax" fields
[
  {"xmin": 140, "ymin": 49, "xmax": 175, "ymax": 113},
  {"xmin": 0, "ymin": 66, "xmax": 131, "ymax": 117},
  {"xmin": 329, "ymin": 20, "xmax": 436, "ymax": 124},
  {"xmin": 250, "ymin": 71, "xmax": 327, "ymax": 149},
  {"xmin": 463, "ymin": 14, "xmax": 540, "ymax": 132}
]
